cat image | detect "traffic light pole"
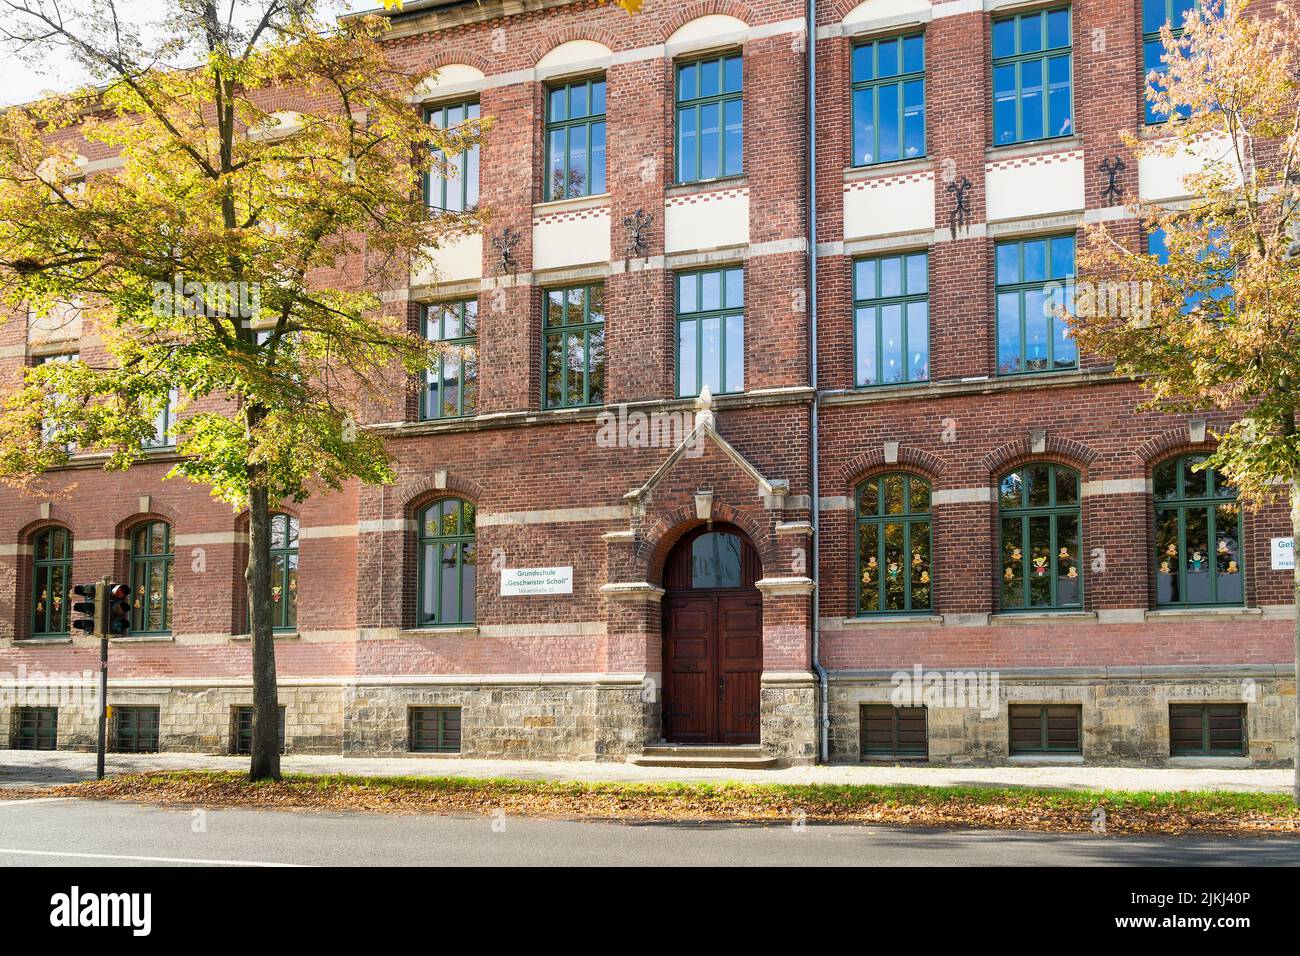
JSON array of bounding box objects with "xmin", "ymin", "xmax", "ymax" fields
[{"xmin": 95, "ymin": 576, "xmax": 109, "ymax": 781}]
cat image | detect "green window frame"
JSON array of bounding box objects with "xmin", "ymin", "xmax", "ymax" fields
[
  {"xmin": 1144, "ymin": 0, "xmax": 1197, "ymax": 124},
  {"xmin": 676, "ymin": 266, "xmax": 744, "ymax": 397},
  {"xmin": 851, "ymin": 33, "xmax": 926, "ymax": 167},
  {"xmin": 12, "ymin": 706, "xmax": 57, "ymax": 750},
  {"xmin": 545, "ymin": 76, "xmax": 607, "ymax": 200},
  {"xmin": 31, "ymin": 526, "xmax": 72, "ymax": 638},
  {"xmin": 860, "ymin": 704, "xmax": 928, "ymax": 759},
  {"xmin": 425, "ymin": 100, "xmax": 480, "ymax": 213},
  {"xmin": 995, "ymin": 234, "xmax": 1077, "ymax": 375},
  {"xmin": 142, "ymin": 387, "xmax": 178, "ymax": 450},
  {"xmin": 35, "ymin": 351, "xmax": 77, "ymax": 449},
  {"xmin": 999, "ymin": 463, "xmax": 1082, "ymax": 611},
  {"xmin": 1009, "ymin": 704, "xmax": 1082, "ymax": 754},
  {"xmin": 417, "ymin": 498, "xmax": 476, "ymax": 627},
  {"xmin": 992, "ymin": 7, "xmax": 1073, "ymax": 146},
  {"xmin": 675, "ymin": 52, "xmax": 743, "ymax": 183},
  {"xmin": 130, "ymin": 521, "xmax": 173, "ymax": 635},
  {"xmin": 543, "ymin": 284, "xmax": 606, "ymax": 409},
  {"xmin": 422, "ymin": 299, "xmax": 478, "ymax": 420},
  {"xmin": 853, "ymin": 252, "xmax": 929, "ymax": 386},
  {"xmin": 1169, "ymin": 703, "xmax": 1246, "ymax": 756},
  {"xmin": 112, "ymin": 705, "xmax": 160, "ymax": 753},
  {"xmin": 269, "ymin": 513, "xmax": 299, "ymax": 632},
  {"xmin": 232, "ymin": 705, "xmax": 286, "ymax": 755},
  {"xmin": 409, "ymin": 706, "xmax": 462, "ymax": 753},
  {"xmin": 856, "ymin": 473, "xmax": 932, "ymax": 615},
  {"xmin": 1154, "ymin": 454, "xmax": 1242, "ymax": 608}
]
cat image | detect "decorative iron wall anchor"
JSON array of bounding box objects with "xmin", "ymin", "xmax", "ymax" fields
[
  {"xmin": 1099, "ymin": 157, "xmax": 1126, "ymax": 203},
  {"xmin": 947, "ymin": 176, "xmax": 972, "ymax": 240},
  {"xmin": 622, "ymin": 208, "xmax": 654, "ymax": 258},
  {"xmin": 491, "ymin": 226, "xmax": 520, "ymax": 273}
]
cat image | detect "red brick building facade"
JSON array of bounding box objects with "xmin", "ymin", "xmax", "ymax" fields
[{"xmin": 0, "ymin": 0, "xmax": 1293, "ymax": 766}]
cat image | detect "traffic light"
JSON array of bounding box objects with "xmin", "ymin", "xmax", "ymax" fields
[
  {"xmin": 106, "ymin": 583, "xmax": 131, "ymax": 636},
  {"xmin": 71, "ymin": 583, "xmax": 99, "ymax": 635}
]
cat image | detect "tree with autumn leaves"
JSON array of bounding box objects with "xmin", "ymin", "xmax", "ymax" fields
[
  {"xmin": 1067, "ymin": 0, "xmax": 1300, "ymax": 799},
  {"xmin": 0, "ymin": 0, "xmax": 486, "ymax": 780}
]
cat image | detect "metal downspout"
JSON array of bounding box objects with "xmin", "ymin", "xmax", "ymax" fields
[{"xmin": 806, "ymin": 0, "xmax": 829, "ymax": 762}]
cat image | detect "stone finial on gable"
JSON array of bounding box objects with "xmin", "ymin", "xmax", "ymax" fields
[{"xmin": 694, "ymin": 385, "xmax": 715, "ymax": 433}]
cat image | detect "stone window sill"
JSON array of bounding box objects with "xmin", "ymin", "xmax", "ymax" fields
[
  {"xmin": 400, "ymin": 626, "xmax": 479, "ymax": 638},
  {"xmin": 532, "ymin": 192, "xmax": 609, "ymax": 216},
  {"xmin": 664, "ymin": 174, "xmax": 748, "ymax": 199},
  {"xmin": 12, "ymin": 636, "xmax": 73, "ymax": 645},
  {"xmin": 110, "ymin": 634, "xmax": 175, "ymax": 643},
  {"xmin": 841, "ymin": 614, "xmax": 942, "ymax": 628},
  {"xmin": 989, "ymin": 611, "xmax": 1098, "ymax": 625},
  {"xmin": 230, "ymin": 632, "xmax": 301, "ymax": 642},
  {"xmin": 1145, "ymin": 607, "xmax": 1262, "ymax": 622},
  {"xmin": 843, "ymin": 156, "xmax": 932, "ymax": 183},
  {"xmin": 985, "ymin": 133, "xmax": 1083, "ymax": 161}
]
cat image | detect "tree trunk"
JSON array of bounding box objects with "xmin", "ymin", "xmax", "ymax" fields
[
  {"xmin": 1292, "ymin": 481, "xmax": 1300, "ymax": 804},
  {"xmin": 246, "ymin": 445, "xmax": 280, "ymax": 782}
]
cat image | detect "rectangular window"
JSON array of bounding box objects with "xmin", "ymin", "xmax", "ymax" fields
[
  {"xmin": 425, "ymin": 100, "xmax": 480, "ymax": 213},
  {"xmin": 545, "ymin": 77, "xmax": 607, "ymax": 200},
  {"xmin": 860, "ymin": 704, "xmax": 928, "ymax": 759},
  {"xmin": 1147, "ymin": 226, "xmax": 1234, "ymax": 314},
  {"xmin": 543, "ymin": 284, "xmax": 606, "ymax": 409},
  {"xmin": 231, "ymin": 706, "xmax": 286, "ymax": 756},
  {"xmin": 1009, "ymin": 704, "xmax": 1082, "ymax": 754},
  {"xmin": 35, "ymin": 352, "xmax": 78, "ymax": 449},
  {"xmin": 1169, "ymin": 703, "xmax": 1246, "ymax": 756},
  {"xmin": 1144, "ymin": 0, "xmax": 1197, "ymax": 124},
  {"xmin": 112, "ymin": 706, "xmax": 160, "ymax": 754},
  {"xmin": 142, "ymin": 387, "xmax": 178, "ymax": 450},
  {"xmin": 992, "ymin": 7, "xmax": 1073, "ymax": 146},
  {"xmin": 675, "ymin": 53, "xmax": 743, "ymax": 183},
  {"xmin": 422, "ymin": 300, "xmax": 478, "ymax": 420},
  {"xmin": 676, "ymin": 267, "xmax": 744, "ymax": 397},
  {"xmin": 851, "ymin": 34, "xmax": 925, "ymax": 166},
  {"xmin": 853, "ymin": 252, "xmax": 929, "ymax": 386},
  {"xmin": 409, "ymin": 706, "xmax": 462, "ymax": 753},
  {"xmin": 12, "ymin": 707, "xmax": 58, "ymax": 750},
  {"xmin": 995, "ymin": 234, "xmax": 1077, "ymax": 375}
]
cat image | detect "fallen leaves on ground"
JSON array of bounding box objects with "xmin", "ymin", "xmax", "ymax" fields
[{"xmin": 12, "ymin": 772, "xmax": 1300, "ymax": 837}]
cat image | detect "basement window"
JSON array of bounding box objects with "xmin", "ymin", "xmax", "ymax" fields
[
  {"xmin": 12, "ymin": 706, "xmax": 58, "ymax": 751},
  {"xmin": 232, "ymin": 706, "xmax": 287, "ymax": 755},
  {"xmin": 112, "ymin": 706, "xmax": 160, "ymax": 754},
  {"xmin": 1009, "ymin": 704, "xmax": 1081, "ymax": 755},
  {"xmin": 1169, "ymin": 704, "xmax": 1246, "ymax": 756},
  {"xmin": 409, "ymin": 706, "xmax": 462, "ymax": 754},
  {"xmin": 860, "ymin": 704, "xmax": 928, "ymax": 759}
]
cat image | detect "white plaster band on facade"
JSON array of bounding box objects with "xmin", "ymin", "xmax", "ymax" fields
[
  {"xmin": 818, "ymin": 12, "xmax": 931, "ymax": 42},
  {"xmin": 821, "ymin": 614, "xmax": 943, "ymax": 629},
  {"xmin": 71, "ymin": 538, "xmax": 125, "ymax": 552},
  {"xmin": 357, "ymin": 518, "xmax": 417, "ymax": 534},
  {"xmin": 600, "ymin": 582, "xmax": 666, "ymax": 602},
  {"xmin": 937, "ymin": 0, "xmax": 985, "ymax": 16},
  {"xmin": 602, "ymin": 529, "xmax": 636, "ymax": 543},
  {"xmin": 1096, "ymin": 608, "xmax": 1147, "ymax": 624},
  {"xmin": 0, "ymin": 344, "xmax": 25, "ymax": 359},
  {"xmin": 297, "ymin": 524, "xmax": 360, "ymax": 540},
  {"xmin": 0, "ymin": 672, "xmax": 652, "ymax": 690},
  {"xmin": 0, "ymin": 543, "xmax": 33, "ymax": 557},
  {"xmin": 477, "ymin": 505, "xmax": 630, "ymax": 527},
  {"xmin": 174, "ymin": 532, "xmax": 248, "ymax": 547},
  {"xmin": 986, "ymin": 212, "xmax": 1084, "ymax": 237},
  {"xmin": 931, "ymin": 488, "xmax": 994, "ymax": 506},
  {"xmin": 761, "ymin": 670, "xmax": 819, "ymax": 685},
  {"xmin": 933, "ymin": 223, "xmax": 988, "ymax": 243},
  {"xmin": 755, "ymin": 576, "xmax": 816, "ymax": 596},
  {"xmin": 818, "ymin": 496, "xmax": 854, "ymax": 511},
  {"xmin": 1082, "ymin": 478, "xmax": 1151, "ymax": 496},
  {"xmin": 775, "ymin": 521, "xmax": 814, "ymax": 537},
  {"xmin": 1084, "ymin": 205, "xmax": 1133, "ymax": 224},
  {"xmin": 827, "ymin": 663, "xmax": 1297, "ymax": 681},
  {"xmin": 480, "ymin": 273, "xmax": 534, "ymax": 290}
]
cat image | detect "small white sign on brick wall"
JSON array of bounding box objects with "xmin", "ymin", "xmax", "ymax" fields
[
  {"xmin": 1270, "ymin": 537, "xmax": 1294, "ymax": 571},
  {"xmin": 501, "ymin": 567, "xmax": 573, "ymax": 596}
]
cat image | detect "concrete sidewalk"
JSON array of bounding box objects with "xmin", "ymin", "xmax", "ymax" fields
[{"xmin": 0, "ymin": 750, "xmax": 1292, "ymax": 793}]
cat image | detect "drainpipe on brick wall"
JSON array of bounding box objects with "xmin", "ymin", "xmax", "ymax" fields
[{"xmin": 807, "ymin": 0, "xmax": 829, "ymax": 763}]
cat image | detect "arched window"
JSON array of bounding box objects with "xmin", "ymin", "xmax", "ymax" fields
[
  {"xmin": 269, "ymin": 514, "xmax": 299, "ymax": 631},
  {"xmin": 1154, "ymin": 454, "xmax": 1241, "ymax": 606},
  {"xmin": 130, "ymin": 521, "xmax": 173, "ymax": 634},
  {"xmin": 999, "ymin": 463, "xmax": 1081, "ymax": 610},
  {"xmin": 31, "ymin": 527, "xmax": 73, "ymax": 637},
  {"xmin": 856, "ymin": 473, "xmax": 932, "ymax": 614},
  {"xmin": 417, "ymin": 499, "xmax": 476, "ymax": 626}
]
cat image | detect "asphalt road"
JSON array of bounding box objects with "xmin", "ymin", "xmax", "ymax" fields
[{"xmin": 1, "ymin": 796, "xmax": 1297, "ymax": 866}]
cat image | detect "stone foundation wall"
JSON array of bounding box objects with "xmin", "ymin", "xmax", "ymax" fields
[
  {"xmin": 760, "ymin": 674, "xmax": 820, "ymax": 765},
  {"xmin": 828, "ymin": 672, "xmax": 1296, "ymax": 767}
]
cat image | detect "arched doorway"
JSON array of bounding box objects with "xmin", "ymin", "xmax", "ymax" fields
[{"xmin": 661, "ymin": 524, "xmax": 763, "ymax": 744}]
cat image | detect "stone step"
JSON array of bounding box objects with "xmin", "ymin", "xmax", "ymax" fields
[{"xmin": 629, "ymin": 745, "xmax": 779, "ymax": 769}]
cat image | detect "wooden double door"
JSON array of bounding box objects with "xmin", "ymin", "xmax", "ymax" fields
[{"xmin": 661, "ymin": 525, "xmax": 763, "ymax": 745}]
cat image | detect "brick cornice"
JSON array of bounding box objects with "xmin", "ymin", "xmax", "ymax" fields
[
  {"xmin": 981, "ymin": 435, "xmax": 1099, "ymax": 479},
  {"xmin": 659, "ymin": 0, "xmax": 759, "ymax": 41},
  {"xmin": 839, "ymin": 445, "xmax": 946, "ymax": 492}
]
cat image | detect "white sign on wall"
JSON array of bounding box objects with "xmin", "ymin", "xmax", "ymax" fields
[
  {"xmin": 1271, "ymin": 538, "xmax": 1294, "ymax": 571},
  {"xmin": 500, "ymin": 567, "xmax": 573, "ymax": 596}
]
